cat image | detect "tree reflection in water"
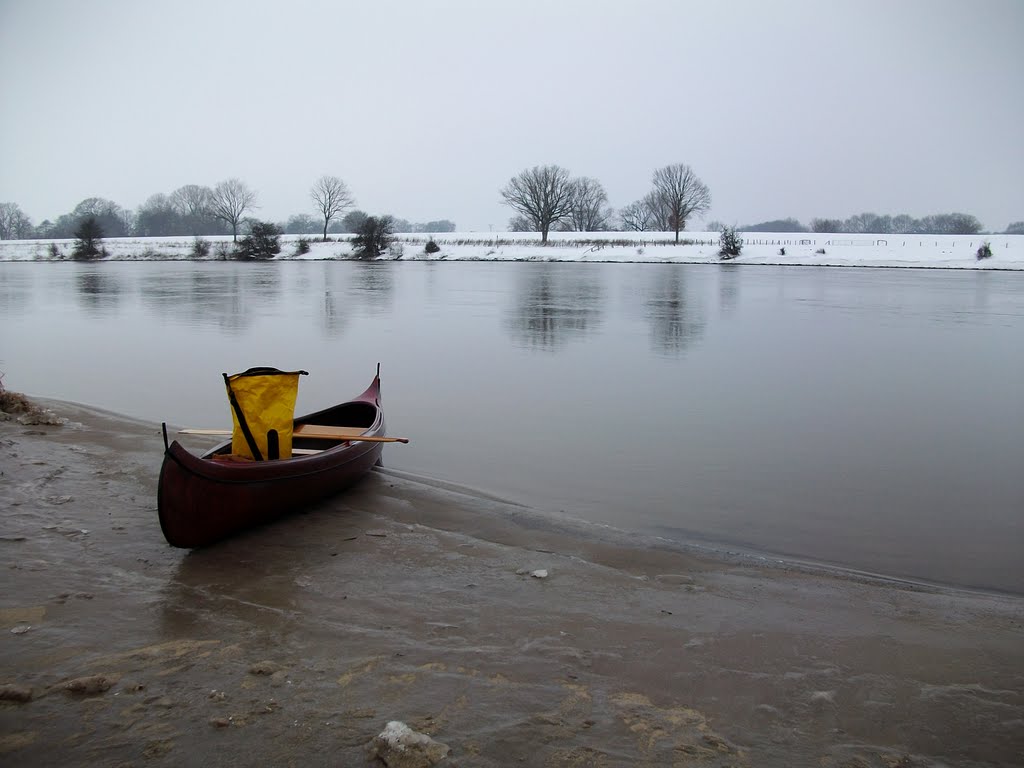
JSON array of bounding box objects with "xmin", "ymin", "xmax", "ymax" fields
[
  {"xmin": 139, "ymin": 269, "xmax": 251, "ymax": 333},
  {"xmin": 718, "ymin": 262, "xmax": 740, "ymax": 315},
  {"xmin": 347, "ymin": 262, "xmax": 395, "ymax": 316},
  {"xmin": 643, "ymin": 267, "xmax": 707, "ymax": 355},
  {"xmin": 74, "ymin": 267, "xmax": 122, "ymax": 314},
  {"xmin": 507, "ymin": 264, "xmax": 605, "ymax": 351},
  {"xmin": 0, "ymin": 269, "xmax": 31, "ymax": 316},
  {"xmin": 320, "ymin": 262, "xmax": 348, "ymax": 337}
]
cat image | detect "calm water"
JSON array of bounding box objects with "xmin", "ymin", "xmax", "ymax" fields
[{"xmin": 2, "ymin": 261, "xmax": 1022, "ymax": 593}]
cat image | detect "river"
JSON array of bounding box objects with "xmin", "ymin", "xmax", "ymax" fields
[{"xmin": 2, "ymin": 260, "xmax": 1022, "ymax": 593}]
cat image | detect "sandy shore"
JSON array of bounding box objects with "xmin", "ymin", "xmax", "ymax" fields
[{"xmin": 1, "ymin": 400, "xmax": 1022, "ymax": 767}]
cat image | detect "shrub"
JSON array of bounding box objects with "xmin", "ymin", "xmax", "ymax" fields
[
  {"xmin": 351, "ymin": 216, "xmax": 394, "ymax": 259},
  {"xmin": 294, "ymin": 237, "xmax": 311, "ymax": 256},
  {"xmin": 778, "ymin": 246, "xmax": 786, "ymax": 256},
  {"xmin": 718, "ymin": 225, "xmax": 742, "ymax": 260},
  {"xmin": 72, "ymin": 216, "xmax": 105, "ymax": 260},
  {"xmin": 976, "ymin": 241, "xmax": 992, "ymax": 260},
  {"xmin": 47, "ymin": 243, "xmax": 62, "ymax": 260},
  {"xmin": 191, "ymin": 237, "xmax": 211, "ymax": 259},
  {"xmin": 424, "ymin": 239, "xmax": 440, "ymax": 254},
  {"xmin": 235, "ymin": 220, "xmax": 282, "ymax": 260},
  {"xmin": 815, "ymin": 247, "xmax": 826, "ymax": 254}
]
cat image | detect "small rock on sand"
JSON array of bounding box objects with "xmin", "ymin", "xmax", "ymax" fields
[
  {"xmin": 367, "ymin": 721, "xmax": 450, "ymax": 768},
  {"xmin": 515, "ymin": 568, "xmax": 549, "ymax": 579},
  {"xmin": 63, "ymin": 674, "xmax": 116, "ymax": 695},
  {"xmin": 249, "ymin": 661, "xmax": 281, "ymax": 676},
  {"xmin": 0, "ymin": 684, "xmax": 33, "ymax": 703}
]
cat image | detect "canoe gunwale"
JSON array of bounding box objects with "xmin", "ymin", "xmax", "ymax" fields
[{"xmin": 162, "ymin": 437, "xmax": 381, "ymax": 485}]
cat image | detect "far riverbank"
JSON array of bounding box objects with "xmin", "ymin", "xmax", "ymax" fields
[{"xmin": 1, "ymin": 231, "xmax": 1022, "ymax": 270}]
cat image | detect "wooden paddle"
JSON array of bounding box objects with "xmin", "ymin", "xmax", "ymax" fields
[{"xmin": 180, "ymin": 425, "xmax": 409, "ymax": 444}]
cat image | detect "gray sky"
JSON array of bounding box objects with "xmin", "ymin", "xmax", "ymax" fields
[{"xmin": 1, "ymin": 0, "xmax": 1022, "ymax": 231}]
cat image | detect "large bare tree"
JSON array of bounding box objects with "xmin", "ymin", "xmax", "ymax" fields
[
  {"xmin": 566, "ymin": 177, "xmax": 611, "ymax": 232},
  {"xmin": 650, "ymin": 163, "xmax": 711, "ymax": 242},
  {"xmin": 209, "ymin": 179, "xmax": 257, "ymax": 241},
  {"xmin": 499, "ymin": 165, "xmax": 575, "ymax": 244},
  {"xmin": 311, "ymin": 175, "xmax": 355, "ymax": 241}
]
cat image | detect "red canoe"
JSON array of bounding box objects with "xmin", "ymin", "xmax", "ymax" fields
[{"xmin": 158, "ymin": 371, "xmax": 386, "ymax": 548}]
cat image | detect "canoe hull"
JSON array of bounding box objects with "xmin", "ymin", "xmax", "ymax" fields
[{"xmin": 158, "ymin": 374, "xmax": 385, "ymax": 548}]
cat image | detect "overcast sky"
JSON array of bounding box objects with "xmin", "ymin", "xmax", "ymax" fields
[{"xmin": 1, "ymin": 0, "xmax": 1022, "ymax": 231}]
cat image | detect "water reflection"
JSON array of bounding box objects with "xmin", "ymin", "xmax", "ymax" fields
[
  {"xmin": 642, "ymin": 267, "xmax": 706, "ymax": 354},
  {"xmin": 506, "ymin": 265, "xmax": 605, "ymax": 350},
  {"xmin": 718, "ymin": 263, "xmax": 741, "ymax": 315},
  {"xmin": 973, "ymin": 270, "xmax": 991, "ymax": 313},
  {"xmin": 244, "ymin": 266, "xmax": 282, "ymax": 306},
  {"xmin": 0, "ymin": 269, "xmax": 31, "ymax": 316},
  {"xmin": 159, "ymin": 545, "xmax": 300, "ymax": 637},
  {"xmin": 159, "ymin": 501, "xmax": 371, "ymax": 637},
  {"xmin": 346, "ymin": 262, "xmax": 395, "ymax": 315},
  {"xmin": 75, "ymin": 267, "xmax": 122, "ymax": 314},
  {"xmin": 321, "ymin": 263, "xmax": 349, "ymax": 337},
  {"xmin": 140, "ymin": 269, "xmax": 252, "ymax": 333}
]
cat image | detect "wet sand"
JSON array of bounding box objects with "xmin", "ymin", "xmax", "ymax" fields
[{"xmin": 1, "ymin": 400, "xmax": 1022, "ymax": 767}]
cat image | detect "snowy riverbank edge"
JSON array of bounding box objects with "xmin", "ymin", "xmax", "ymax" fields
[{"xmin": 2, "ymin": 231, "xmax": 1022, "ymax": 270}]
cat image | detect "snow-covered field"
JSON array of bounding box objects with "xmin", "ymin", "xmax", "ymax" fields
[{"xmin": 1, "ymin": 231, "xmax": 1021, "ymax": 270}]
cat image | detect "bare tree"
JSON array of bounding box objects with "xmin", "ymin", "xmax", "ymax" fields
[
  {"xmin": 810, "ymin": 218, "xmax": 843, "ymax": 233},
  {"xmin": 566, "ymin": 177, "xmax": 611, "ymax": 232},
  {"xmin": 135, "ymin": 193, "xmax": 183, "ymax": 236},
  {"xmin": 650, "ymin": 164, "xmax": 712, "ymax": 242},
  {"xmin": 311, "ymin": 175, "xmax": 355, "ymax": 241},
  {"xmin": 70, "ymin": 197, "xmax": 131, "ymax": 237},
  {"xmin": 169, "ymin": 184, "xmax": 215, "ymax": 235},
  {"xmin": 209, "ymin": 179, "xmax": 257, "ymax": 241},
  {"xmin": 641, "ymin": 190, "xmax": 670, "ymax": 231},
  {"xmin": 499, "ymin": 165, "xmax": 575, "ymax": 244},
  {"xmin": 507, "ymin": 214, "xmax": 533, "ymax": 232},
  {"xmin": 0, "ymin": 202, "xmax": 33, "ymax": 239},
  {"xmin": 170, "ymin": 184, "xmax": 212, "ymax": 218},
  {"xmin": 619, "ymin": 200, "xmax": 653, "ymax": 232}
]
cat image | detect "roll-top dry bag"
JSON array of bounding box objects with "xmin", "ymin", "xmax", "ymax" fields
[{"xmin": 223, "ymin": 367, "xmax": 308, "ymax": 460}]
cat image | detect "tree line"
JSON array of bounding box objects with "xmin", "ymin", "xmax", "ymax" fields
[
  {"xmin": 709, "ymin": 213, "xmax": 1020, "ymax": 236},
  {"xmin": 0, "ymin": 177, "xmax": 456, "ymax": 241},
  {"xmin": 497, "ymin": 164, "xmax": 1021, "ymax": 239},
  {"xmin": 500, "ymin": 163, "xmax": 712, "ymax": 243},
  {"xmin": 3, "ymin": 168, "xmax": 1020, "ymax": 241}
]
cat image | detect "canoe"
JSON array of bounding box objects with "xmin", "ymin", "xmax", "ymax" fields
[{"xmin": 158, "ymin": 371, "xmax": 386, "ymax": 548}]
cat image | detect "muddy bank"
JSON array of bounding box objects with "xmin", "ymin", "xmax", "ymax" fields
[{"xmin": 1, "ymin": 400, "xmax": 1022, "ymax": 767}]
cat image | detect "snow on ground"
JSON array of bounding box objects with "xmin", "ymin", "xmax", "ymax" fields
[{"xmin": 0, "ymin": 231, "xmax": 1021, "ymax": 270}]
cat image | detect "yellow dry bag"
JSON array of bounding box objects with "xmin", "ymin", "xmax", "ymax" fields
[{"xmin": 223, "ymin": 367, "xmax": 308, "ymax": 460}]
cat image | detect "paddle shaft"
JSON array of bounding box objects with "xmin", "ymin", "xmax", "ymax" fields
[{"xmin": 179, "ymin": 428, "xmax": 408, "ymax": 444}]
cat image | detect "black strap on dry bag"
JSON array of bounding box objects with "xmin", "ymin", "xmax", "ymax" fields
[{"xmin": 223, "ymin": 373, "xmax": 264, "ymax": 461}]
